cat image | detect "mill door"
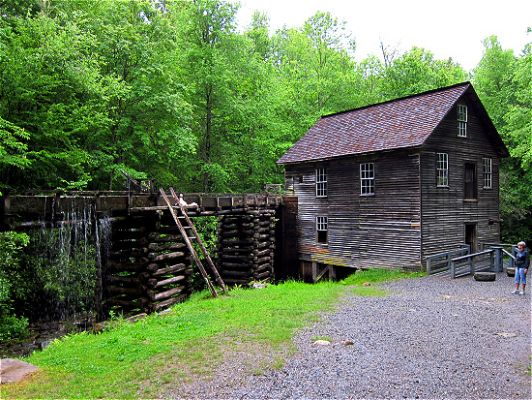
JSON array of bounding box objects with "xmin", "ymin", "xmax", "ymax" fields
[
  {"xmin": 464, "ymin": 163, "xmax": 477, "ymax": 200},
  {"xmin": 465, "ymin": 223, "xmax": 477, "ymax": 252}
]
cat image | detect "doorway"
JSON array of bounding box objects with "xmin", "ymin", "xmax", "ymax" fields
[
  {"xmin": 464, "ymin": 163, "xmax": 477, "ymax": 199},
  {"xmin": 465, "ymin": 223, "xmax": 477, "ymax": 252}
]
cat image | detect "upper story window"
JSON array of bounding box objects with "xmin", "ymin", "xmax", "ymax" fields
[
  {"xmin": 360, "ymin": 163, "xmax": 375, "ymax": 195},
  {"xmin": 315, "ymin": 168, "xmax": 327, "ymax": 197},
  {"xmin": 316, "ymin": 216, "xmax": 328, "ymax": 244},
  {"xmin": 457, "ymin": 104, "xmax": 468, "ymax": 138},
  {"xmin": 482, "ymin": 158, "xmax": 492, "ymax": 189},
  {"xmin": 436, "ymin": 153, "xmax": 449, "ymax": 187}
]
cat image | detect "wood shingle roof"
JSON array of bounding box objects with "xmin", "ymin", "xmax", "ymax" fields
[{"xmin": 277, "ymin": 82, "xmax": 495, "ymax": 165}]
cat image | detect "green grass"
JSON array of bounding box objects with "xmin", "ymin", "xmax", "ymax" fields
[{"xmin": 3, "ymin": 268, "xmax": 421, "ymax": 399}]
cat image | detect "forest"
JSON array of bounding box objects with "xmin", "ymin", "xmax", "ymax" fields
[{"xmin": 0, "ymin": 0, "xmax": 530, "ymax": 238}]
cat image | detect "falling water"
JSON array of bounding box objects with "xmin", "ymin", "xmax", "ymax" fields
[
  {"xmin": 24, "ymin": 196, "xmax": 108, "ymax": 322},
  {"xmin": 2, "ymin": 198, "xmax": 115, "ymax": 357},
  {"xmin": 94, "ymin": 214, "xmax": 112, "ymax": 320}
]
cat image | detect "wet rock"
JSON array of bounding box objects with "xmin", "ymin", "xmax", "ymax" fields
[
  {"xmin": 126, "ymin": 313, "xmax": 147, "ymax": 323},
  {"xmin": 0, "ymin": 358, "xmax": 38, "ymax": 384},
  {"xmin": 38, "ymin": 339, "xmax": 53, "ymax": 350},
  {"xmin": 496, "ymin": 332, "xmax": 517, "ymax": 338},
  {"xmin": 252, "ymin": 282, "xmax": 267, "ymax": 289}
]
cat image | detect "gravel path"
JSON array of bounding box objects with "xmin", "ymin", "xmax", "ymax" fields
[{"xmin": 170, "ymin": 273, "xmax": 531, "ymax": 399}]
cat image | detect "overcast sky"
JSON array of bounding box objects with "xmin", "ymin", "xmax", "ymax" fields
[{"xmin": 236, "ymin": 0, "xmax": 531, "ymax": 71}]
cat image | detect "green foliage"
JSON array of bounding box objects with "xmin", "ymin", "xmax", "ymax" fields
[
  {"xmin": 0, "ymin": 1, "xmax": 529, "ymax": 239},
  {"xmin": 473, "ymin": 36, "xmax": 532, "ymax": 243},
  {"xmin": 0, "ymin": 231, "xmax": 30, "ymax": 341},
  {"xmin": 4, "ymin": 271, "xmax": 422, "ymax": 398},
  {"xmin": 377, "ymin": 47, "xmax": 467, "ymax": 99},
  {"xmin": 341, "ymin": 268, "xmax": 424, "ymax": 286},
  {"xmin": 0, "ymin": 314, "xmax": 29, "ymax": 342},
  {"xmin": 190, "ymin": 216, "xmax": 219, "ymax": 291},
  {"xmin": 0, "ymin": 117, "xmax": 30, "ymax": 169}
]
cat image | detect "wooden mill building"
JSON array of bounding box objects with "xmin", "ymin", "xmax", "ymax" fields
[{"xmin": 277, "ymin": 82, "xmax": 508, "ymax": 273}]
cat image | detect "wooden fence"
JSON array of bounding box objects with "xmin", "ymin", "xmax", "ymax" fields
[
  {"xmin": 425, "ymin": 245, "xmax": 470, "ymax": 275},
  {"xmin": 449, "ymin": 249, "xmax": 494, "ymax": 278},
  {"xmin": 425, "ymin": 244, "xmax": 517, "ymax": 278}
]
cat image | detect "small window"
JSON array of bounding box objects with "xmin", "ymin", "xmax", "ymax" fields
[
  {"xmin": 315, "ymin": 168, "xmax": 327, "ymax": 197},
  {"xmin": 360, "ymin": 163, "xmax": 375, "ymax": 195},
  {"xmin": 436, "ymin": 153, "xmax": 448, "ymax": 187},
  {"xmin": 457, "ymin": 104, "xmax": 467, "ymax": 137},
  {"xmin": 482, "ymin": 158, "xmax": 492, "ymax": 189},
  {"xmin": 316, "ymin": 216, "xmax": 328, "ymax": 244}
]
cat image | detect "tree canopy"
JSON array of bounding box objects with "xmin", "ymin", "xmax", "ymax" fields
[{"xmin": 0, "ymin": 0, "xmax": 529, "ymax": 241}]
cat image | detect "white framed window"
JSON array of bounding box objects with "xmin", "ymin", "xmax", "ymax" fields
[
  {"xmin": 457, "ymin": 104, "xmax": 467, "ymax": 138},
  {"xmin": 315, "ymin": 168, "xmax": 327, "ymax": 197},
  {"xmin": 316, "ymin": 216, "xmax": 328, "ymax": 244},
  {"xmin": 482, "ymin": 158, "xmax": 492, "ymax": 189},
  {"xmin": 436, "ymin": 153, "xmax": 449, "ymax": 187},
  {"xmin": 360, "ymin": 163, "xmax": 375, "ymax": 195}
]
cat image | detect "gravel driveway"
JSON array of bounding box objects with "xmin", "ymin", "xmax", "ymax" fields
[{"xmin": 171, "ymin": 273, "xmax": 531, "ymax": 399}]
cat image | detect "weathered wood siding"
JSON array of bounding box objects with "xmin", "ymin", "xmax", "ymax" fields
[
  {"xmin": 285, "ymin": 149, "xmax": 422, "ymax": 269},
  {"xmin": 420, "ymin": 99, "xmax": 501, "ymax": 259}
]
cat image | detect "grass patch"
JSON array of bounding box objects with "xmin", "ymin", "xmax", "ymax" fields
[
  {"xmin": 342, "ymin": 268, "xmax": 424, "ymax": 286},
  {"xmin": 3, "ymin": 269, "xmax": 421, "ymax": 399},
  {"xmin": 3, "ymin": 280, "xmax": 341, "ymax": 399}
]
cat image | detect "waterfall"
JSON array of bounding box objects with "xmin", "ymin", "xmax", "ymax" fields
[
  {"xmin": 94, "ymin": 214, "xmax": 111, "ymax": 320},
  {"xmin": 24, "ymin": 196, "xmax": 105, "ymax": 322}
]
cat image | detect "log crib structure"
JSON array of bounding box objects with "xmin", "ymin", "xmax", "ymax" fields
[{"xmin": 0, "ymin": 191, "xmax": 285, "ymax": 316}]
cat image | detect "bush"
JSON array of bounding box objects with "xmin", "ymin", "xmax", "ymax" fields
[
  {"xmin": 0, "ymin": 314, "xmax": 29, "ymax": 342},
  {"xmin": 0, "ymin": 231, "xmax": 30, "ymax": 341}
]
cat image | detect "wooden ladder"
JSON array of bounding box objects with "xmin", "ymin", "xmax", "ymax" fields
[{"xmin": 159, "ymin": 188, "xmax": 227, "ymax": 297}]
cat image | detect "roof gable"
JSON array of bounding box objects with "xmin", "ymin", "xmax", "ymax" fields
[{"xmin": 277, "ymin": 82, "xmax": 506, "ymax": 164}]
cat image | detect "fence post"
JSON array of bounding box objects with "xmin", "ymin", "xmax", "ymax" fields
[
  {"xmin": 469, "ymin": 256, "xmax": 474, "ymax": 275},
  {"xmin": 492, "ymin": 246, "xmax": 502, "ymax": 272},
  {"xmin": 450, "ymin": 259, "xmax": 455, "ymax": 278},
  {"xmin": 426, "ymin": 257, "xmax": 431, "ymax": 274}
]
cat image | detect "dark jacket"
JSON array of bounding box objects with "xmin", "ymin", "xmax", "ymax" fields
[{"xmin": 513, "ymin": 248, "xmax": 530, "ymax": 268}]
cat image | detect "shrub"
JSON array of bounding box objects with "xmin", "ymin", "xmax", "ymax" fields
[
  {"xmin": 0, "ymin": 314, "xmax": 29, "ymax": 341},
  {"xmin": 0, "ymin": 231, "xmax": 30, "ymax": 341}
]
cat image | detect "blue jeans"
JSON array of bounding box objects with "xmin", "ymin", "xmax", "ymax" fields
[{"xmin": 514, "ymin": 267, "xmax": 527, "ymax": 285}]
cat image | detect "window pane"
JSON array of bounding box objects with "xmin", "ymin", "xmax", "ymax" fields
[
  {"xmin": 316, "ymin": 216, "xmax": 328, "ymax": 243},
  {"xmin": 360, "ymin": 163, "xmax": 375, "ymax": 195},
  {"xmin": 316, "ymin": 168, "xmax": 327, "ymax": 197},
  {"xmin": 483, "ymin": 158, "xmax": 492, "ymax": 189},
  {"xmin": 436, "ymin": 153, "xmax": 448, "ymax": 186},
  {"xmin": 457, "ymin": 105, "xmax": 467, "ymax": 137}
]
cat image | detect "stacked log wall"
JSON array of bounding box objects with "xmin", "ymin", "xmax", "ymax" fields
[
  {"xmin": 104, "ymin": 210, "xmax": 192, "ymax": 314},
  {"xmin": 217, "ymin": 210, "xmax": 276, "ymax": 286}
]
